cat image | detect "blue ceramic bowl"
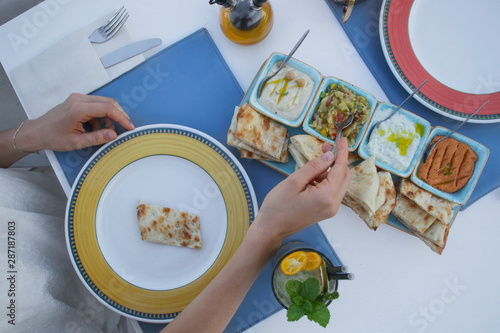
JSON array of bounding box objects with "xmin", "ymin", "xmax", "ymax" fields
[
  {"xmin": 249, "ymin": 53, "xmax": 322, "ymax": 127},
  {"xmin": 302, "ymin": 76, "xmax": 378, "ymax": 152},
  {"xmin": 358, "ymin": 102, "xmax": 431, "ymax": 178},
  {"xmin": 411, "ymin": 126, "xmax": 490, "ymax": 204}
]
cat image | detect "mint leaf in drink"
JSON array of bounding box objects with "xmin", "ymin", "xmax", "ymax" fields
[
  {"xmin": 287, "ymin": 304, "xmax": 305, "ymax": 322},
  {"xmin": 286, "ymin": 279, "xmax": 302, "ymax": 298},
  {"xmin": 300, "ymin": 278, "xmax": 320, "ymax": 301},
  {"xmin": 307, "ymin": 301, "xmax": 331, "ymax": 328},
  {"xmin": 302, "ymin": 299, "xmax": 313, "ymax": 312},
  {"xmin": 323, "ymin": 291, "xmax": 340, "ymax": 301},
  {"xmin": 292, "ymin": 295, "xmax": 304, "ymax": 305},
  {"xmin": 282, "ymin": 271, "xmax": 340, "ymax": 328}
]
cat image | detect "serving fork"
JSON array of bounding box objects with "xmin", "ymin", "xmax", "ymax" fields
[
  {"xmin": 89, "ymin": 6, "xmax": 129, "ymax": 43},
  {"xmin": 257, "ymin": 30, "xmax": 309, "ymax": 97}
]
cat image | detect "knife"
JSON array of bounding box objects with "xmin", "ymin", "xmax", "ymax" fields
[{"xmin": 100, "ymin": 38, "xmax": 162, "ymax": 68}]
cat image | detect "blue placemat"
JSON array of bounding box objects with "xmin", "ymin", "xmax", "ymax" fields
[
  {"xmin": 325, "ymin": 0, "xmax": 500, "ymax": 210},
  {"xmin": 54, "ymin": 28, "xmax": 344, "ymax": 332}
]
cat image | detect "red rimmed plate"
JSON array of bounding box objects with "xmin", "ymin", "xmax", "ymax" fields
[{"xmin": 380, "ymin": 0, "xmax": 500, "ymax": 123}]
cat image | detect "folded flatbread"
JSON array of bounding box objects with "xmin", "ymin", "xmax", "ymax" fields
[
  {"xmin": 393, "ymin": 182, "xmax": 453, "ymax": 255},
  {"xmin": 346, "ymin": 156, "xmax": 380, "ymax": 216},
  {"xmin": 344, "ymin": 171, "xmax": 396, "ymax": 230},
  {"xmin": 399, "ymin": 179, "xmax": 457, "ymax": 225},
  {"xmin": 392, "ymin": 194, "xmax": 436, "ymax": 234},
  {"xmin": 422, "ymin": 220, "xmax": 448, "ymax": 248},
  {"xmin": 136, "ymin": 201, "xmax": 202, "ymax": 249},
  {"xmin": 240, "ymin": 140, "xmax": 289, "ymax": 162},
  {"xmin": 235, "ymin": 103, "xmax": 288, "ymax": 161},
  {"xmin": 228, "ymin": 106, "xmax": 275, "ymax": 160},
  {"xmin": 410, "ymin": 219, "xmax": 449, "ymax": 255},
  {"xmin": 288, "ymin": 142, "xmax": 308, "ymax": 169},
  {"xmin": 291, "ymin": 135, "xmax": 324, "ymax": 161},
  {"xmin": 228, "ymin": 105, "xmax": 288, "ymax": 163}
]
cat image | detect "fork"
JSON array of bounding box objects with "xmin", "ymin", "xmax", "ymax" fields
[{"xmin": 89, "ymin": 6, "xmax": 129, "ymax": 43}]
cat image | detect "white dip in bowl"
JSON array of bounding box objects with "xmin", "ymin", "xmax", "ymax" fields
[
  {"xmin": 367, "ymin": 109, "xmax": 423, "ymax": 172},
  {"xmin": 258, "ymin": 63, "xmax": 314, "ymax": 121}
]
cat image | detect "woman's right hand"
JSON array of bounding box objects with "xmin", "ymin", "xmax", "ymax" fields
[{"xmin": 252, "ymin": 137, "xmax": 352, "ymax": 244}]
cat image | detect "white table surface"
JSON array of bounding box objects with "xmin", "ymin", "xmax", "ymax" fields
[{"xmin": 1, "ymin": 1, "xmax": 499, "ymax": 332}]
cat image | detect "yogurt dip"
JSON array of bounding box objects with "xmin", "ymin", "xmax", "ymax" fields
[
  {"xmin": 367, "ymin": 108, "xmax": 424, "ymax": 172},
  {"xmin": 258, "ymin": 63, "xmax": 314, "ymax": 121}
]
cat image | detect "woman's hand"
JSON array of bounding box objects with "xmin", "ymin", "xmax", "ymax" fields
[
  {"xmin": 253, "ymin": 137, "xmax": 352, "ymax": 243},
  {"xmin": 17, "ymin": 93, "xmax": 135, "ymax": 152}
]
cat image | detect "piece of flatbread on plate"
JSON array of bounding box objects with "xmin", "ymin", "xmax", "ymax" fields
[
  {"xmin": 136, "ymin": 200, "xmax": 202, "ymax": 249},
  {"xmin": 399, "ymin": 179, "xmax": 457, "ymax": 225},
  {"xmin": 346, "ymin": 156, "xmax": 380, "ymax": 216}
]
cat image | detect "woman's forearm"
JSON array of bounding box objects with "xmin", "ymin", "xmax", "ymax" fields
[{"xmin": 162, "ymin": 219, "xmax": 282, "ymax": 333}]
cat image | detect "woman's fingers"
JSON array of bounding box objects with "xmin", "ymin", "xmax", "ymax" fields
[
  {"xmin": 288, "ymin": 150, "xmax": 335, "ymax": 190},
  {"xmin": 74, "ymin": 100, "xmax": 134, "ymax": 131},
  {"xmin": 327, "ymin": 138, "xmax": 349, "ymax": 183}
]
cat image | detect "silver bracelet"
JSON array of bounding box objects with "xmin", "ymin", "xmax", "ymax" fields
[{"xmin": 12, "ymin": 120, "xmax": 40, "ymax": 154}]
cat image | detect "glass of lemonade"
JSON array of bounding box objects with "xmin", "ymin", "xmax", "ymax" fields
[{"xmin": 271, "ymin": 241, "xmax": 338, "ymax": 309}]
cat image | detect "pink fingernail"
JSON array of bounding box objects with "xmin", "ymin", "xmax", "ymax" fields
[
  {"xmin": 106, "ymin": 131, "xmax": 116, "ymax": 140},
  {"xmin": 322, "ymin": 151, "xmax": 334, "ymax": 161}
]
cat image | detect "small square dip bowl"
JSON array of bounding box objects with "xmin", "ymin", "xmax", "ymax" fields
[
  {"xmin": 302, "ymin": 76, "xmax": 377, "ymax": 152},
  {"xmin": 410, "ymin": 126, "xmax": 490, "ymax": 204},
  {"xmin": 358, "ymin": 102, "xmax": 431, "ymax": 178},
  {"xmin": 249, "ymin": 52, "xmax": 322, "ymax": 127}
]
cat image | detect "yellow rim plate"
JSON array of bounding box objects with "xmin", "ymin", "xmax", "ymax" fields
[{"xmin": 65, "ymin": 125, "xmax": 256, "ymax": 322}]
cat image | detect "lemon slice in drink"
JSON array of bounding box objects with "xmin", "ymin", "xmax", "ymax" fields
[
  {"xmin": 303, "ymin": 252, "xmax": 322, "ymax": 271},
  {"xmin": 280, "ymin": 251, "xmax": 307, "ymax": 275}
]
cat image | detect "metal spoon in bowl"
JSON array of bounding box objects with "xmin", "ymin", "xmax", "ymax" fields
[
  {"xmin": 257, "ymin": 30, "xmax": 310, "ymax": 97},
  {"xmin": 332, "ymin": 113, "xmax": 354, "ymax": 159},
  {"xmin": 366, "ymin": 79, "xmax": 428, "ymax": 144},
  {"xmin": 422, "ymin": 100, "xmax": 489, "ymax": 163}
]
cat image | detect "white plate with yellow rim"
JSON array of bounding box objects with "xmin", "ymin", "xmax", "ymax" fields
[{"xmin": 65, "ymin": 124, "xmax": 257, "ymax": 323}]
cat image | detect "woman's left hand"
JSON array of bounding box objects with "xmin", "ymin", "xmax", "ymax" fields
[{"xmin": 18, "ymin": 93, "xmax": 135, "ymax": 152}]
